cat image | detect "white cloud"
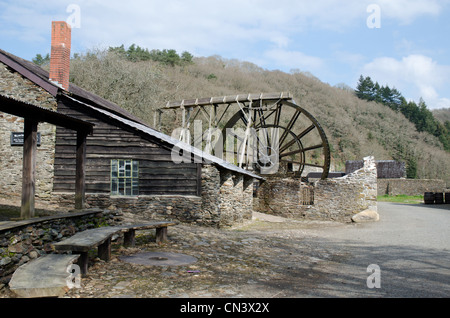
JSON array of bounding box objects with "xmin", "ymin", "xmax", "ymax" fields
[
  {"xmin": 377, "ymin": 0, "xmax": 443, "ymax": 24},
  {"xmin": 1, "ymin": 0, "xmax": 449, "ymax": 108},
  {"xmin": 362, "ymin": 54, "xmax": 450, "ymax": 109},
  {"xmin": 2, "ymin": 0, "xmax": 446, "ymax": 50}
]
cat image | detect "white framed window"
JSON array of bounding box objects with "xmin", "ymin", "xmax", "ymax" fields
[{"xmin": 111, "ymin": 159, "xmax": 139, "ymax": 196}]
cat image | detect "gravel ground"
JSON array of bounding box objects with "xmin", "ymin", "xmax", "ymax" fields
[
  {"xmin": 65, "ymin": 213, "xmax": 350, "ymax": 298},
  {"xmin": 1, "ymin": 202, "xmax": 448, "ymax": 299},
  {"xmin": 1, "ymin": 211, "xmax": 352, "ymax": 298}
]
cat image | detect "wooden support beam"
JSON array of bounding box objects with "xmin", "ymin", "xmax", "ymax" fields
[
  {"xmin": 75, "ymin": 131, "xmax": 87, "ymax": 210},
  {"xmin": 123, "ymin": 229, "xmax": 136, "ymax": 248},
  {"xmin": 21, "ymin": 119, "xmax": 38, "ymax": 219}
]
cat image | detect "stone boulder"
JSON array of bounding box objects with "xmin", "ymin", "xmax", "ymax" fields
[{"xmin": 351, "ymin": 209, "xmax": 379, "ymax": 223}]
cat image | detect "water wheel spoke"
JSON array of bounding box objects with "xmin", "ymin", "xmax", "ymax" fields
[
  {"xmin": 280, "ymin": 124, "xmax": 316, "ymax": 153},
  {"xmin": 280, "ymin": 143, "xmax": 324, "ymax": 158},
  {"xmin": 274, "ymin": 103, "xmax": 282, "ymax": 128},
  {"xmin": 279, "ymin": 110, "xmax": 301, "ymax": 146},
  {"xmin": 255, "ymin": 108, "xmax": 277, "ymax": 128},
  {"xmin": 301, "ymin": 162, "xmax": 326, "ymax": 169},
  {"xmin": 280, "ymin": 159, "xmax": 303, "ymax": 164}
]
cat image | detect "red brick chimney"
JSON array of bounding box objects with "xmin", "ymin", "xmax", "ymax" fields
[{"xmin": 49, "ymin": 21, "xmax": 71, "ymax": 91}]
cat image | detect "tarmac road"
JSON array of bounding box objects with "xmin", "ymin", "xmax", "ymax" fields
[{"xmin": 303, "ymin": 202, "xmax": 450, "ymax": 297}]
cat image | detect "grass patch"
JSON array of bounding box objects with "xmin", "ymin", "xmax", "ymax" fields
[{"xmin": 377, "ymin": 194, "xmax": 423, "ymax": 204}]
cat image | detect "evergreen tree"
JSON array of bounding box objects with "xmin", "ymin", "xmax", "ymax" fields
[
  {"xmin": 181, "ymin": 51, "xmax": 194, "ymax": 64},
  {"xmin": 355, "ymin": 75, "xmax": 450, "ymax": 152},
  {"xmin": 107, "ymin": 44, "xmax": 193, "ymax": 66},
  {"xmin": 355, "ymin": 75, "xmax": 375, "ymax": 101},
  {"xmin": 32, "ymin": 53, "xmax": 50, "ymax": 66}
]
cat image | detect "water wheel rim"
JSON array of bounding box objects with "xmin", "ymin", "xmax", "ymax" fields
[{"xmin": 222, "ymin": 100, "xmax": 330, "ymax": 179}]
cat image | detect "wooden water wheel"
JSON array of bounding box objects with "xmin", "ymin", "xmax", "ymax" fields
[{"xmin": 157, "ymin": 92, "xmax": 330, "ymax": 179}]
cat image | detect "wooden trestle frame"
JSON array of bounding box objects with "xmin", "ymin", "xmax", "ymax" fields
[{"xmin": 156, "ymin": 92, "xmax": 330, "ymax": 179}]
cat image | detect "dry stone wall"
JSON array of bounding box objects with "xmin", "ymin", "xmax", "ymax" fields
[
  {"xmin": 255, "ymin": 156, "xmax": 377, "ymax": 222},
  {"xmin": 217, "ymin": 170, "xmax": 253, "ymax": 227},
  {"xmin": 0, "ymin": 209, "xmax": 122, "ymax": 281},
  {"xmin": 377, "ymin": 178, "xmax": 447, "ymax": 196}
]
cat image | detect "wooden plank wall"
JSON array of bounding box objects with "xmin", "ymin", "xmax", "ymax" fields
[{"xmin": 53, "ymin": 100, "xmax": 199, "ymax": 196}]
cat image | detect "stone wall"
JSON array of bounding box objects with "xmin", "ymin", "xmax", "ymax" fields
[
  {"xmin": 0, "ymin": 209, "xmax": 122, "ymax": 281},
  {"xmin": 346, "ymin": 160, "xmax": 406, "ymax": 179},
  {"xmin": 255, "ymin": 156, "xmax": 377, "ymax": 222},
  {"xmin": 53, "ymin": 193, "xmax": 203, "ymax": 225},
  {"xmin": 217, "ymin": 170, "xmax": 254, "ymax": 227},
  {"xmin": 309, "ymin": 156, "xmax": 377, "ymax": 221},
  {"xmin": 254, "ymin": 178, "xmax": 313, "ymax": 218},
  {"xmin": 0, "ymin": 62, "xmax": 57, "ymax": 201},
  {"xmin": 378, "ymin": 179, "xmax": 447, "ymax": 196},
  {"xmin": 52, "ymin": 165, "xmax": 254, "ymax": 228}
]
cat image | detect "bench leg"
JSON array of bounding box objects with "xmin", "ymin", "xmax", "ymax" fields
[
  {"xmin": 98, "ymin": 238, "xmax": 111, "ymax": 262},
  {"xmin": 123, "ymin": 229, "xmax": 136, "ymax": 248},
  {"xmin": 75, "ymin": 252, "xmax": 89, "ymax": 277},
  {"xmin": 156, "ymin": 227, "xmax": 168, "ymax": 244}
]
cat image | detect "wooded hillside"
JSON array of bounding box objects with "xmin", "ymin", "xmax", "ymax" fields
[{"xmin": 53, "ymin": 46, "xmax": 449, "ymax": 185}]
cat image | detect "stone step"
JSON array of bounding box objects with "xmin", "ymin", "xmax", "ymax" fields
[{"xmin": 9, "ymin": 254, "xmax": 80, "ymax": 298}]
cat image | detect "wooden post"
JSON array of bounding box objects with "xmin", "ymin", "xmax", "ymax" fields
[
  {"xmin": 21, "ymin": 119, "xmax": 38, "ymax": 219},
  {"xmin": 75, "ymin": 131, "xmax": 87, "ymax": 210},
  {"xmin": 98, "ymin": 238, "xmax": 112, "ymax": 262},
  {"xmin": 123, "ymin": 229, "xmax": 136, "ymax": 248},
  {"xmin": 156, "ymin": 227, "xmax": 168, "ymax": 244},
  {"xmin": 74, "ymin": 252, "xmax": 89, "ymax": 276}
]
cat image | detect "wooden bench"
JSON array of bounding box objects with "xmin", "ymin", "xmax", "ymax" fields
[
  {"xmin": 117, "ymin": 221, "xmax": 178, "ymax": 247},
  {"xmin": 53, "ymin": 221, "xmax": 177, "ymax": 275},
  {"xmin": 9, "ymin": 254, "xmax": 80, "ymax": 298},
  {"xmin": 53, "ymin": 226, "xmax": 121, "ymax": 275}
]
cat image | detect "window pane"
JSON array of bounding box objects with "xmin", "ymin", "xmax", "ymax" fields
[
  {"xmin": 111, "ymin": 179, "xmax": 118, "ymax": 195},
  {"xmin": 119, "ymin": 178, "xmax": 125, "ymax": 195},
  {"xmin": 132, "ymin": 161, "xmax": 139, "ymax": 178},
  {"xmin": 126, "ymin": 179, "xmax": 132, "ymax": 196},
  {"xmin": 118, "ymin": 160, "xmax": 125, "ymax": 177},
  {"xmin": 111, "ymin": 160, "xmax": 139, "ymax": 196},
  {"xmin": 125, "ymin": 161, "xmax": 132, "ymax": 178}
]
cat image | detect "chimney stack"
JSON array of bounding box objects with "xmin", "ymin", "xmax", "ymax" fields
[{"xmin": 49, "ymin": 21, "xmax": 71, "ymax": 91}]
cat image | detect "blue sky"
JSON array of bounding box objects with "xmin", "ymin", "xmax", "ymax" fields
[{"xmin": 1, "ymin": 0, "xmax": 449, "ymax": 109}]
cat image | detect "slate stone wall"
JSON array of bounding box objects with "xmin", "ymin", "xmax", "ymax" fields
[
  {"xmin": 0, "ymin": 209, "xmax": 121, "ymax": 281},
  {"xmin": 0, "ymin": 62, "xmax": 57, "ymax": 201},
  {"xmin": 377, "ymin": 179, "xmax": 446, "ymax": 196},
  {"xmin": 255, "ymin": 156, "xmax": 377, "ymax": 222}
]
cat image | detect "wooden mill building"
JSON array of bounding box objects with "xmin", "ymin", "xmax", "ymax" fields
[{"xmin": 0, "ymin": 21, "xmax": 260, "ymax": 227}]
